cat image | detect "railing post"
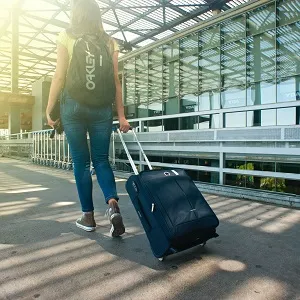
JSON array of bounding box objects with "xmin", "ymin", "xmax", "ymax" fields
[
  {"xmin": 138, "ymin": 120, "xmax": 145, "ymax": 172},
  {"xmin": 219, "ymin": 142, "xmax": 224, "ymax": 185}
]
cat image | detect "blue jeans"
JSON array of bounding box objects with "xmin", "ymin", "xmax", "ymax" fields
[{"xmin": 61, "ymin": 91, "xmax": 118, "ymax": 212}]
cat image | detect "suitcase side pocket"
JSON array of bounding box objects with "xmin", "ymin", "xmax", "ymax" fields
[
  {"xmin": 126, "ymin": 177, "xmax": 152, "ymax": 232},
  {"xmin": 134, "ymin": 195, "xmax": 152, "ymax": 232}
]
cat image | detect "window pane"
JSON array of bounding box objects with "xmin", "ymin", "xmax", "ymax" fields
[
  {"xmin": 163, "ymin": 118, "xmax": 179, "ymax": 131},
  {"xmin": 211, "ymin": 114, "xmax": 220, "ymax": 128},
  {"xmin": 221, "ymin": 40, "xmax": 246, "ymax": 87},
  {"xmin": 247, "ymin": 176, "xmax": 275, "ymax": 191},
  {"xmin": 149, "ymin": 47, "xmax": 162, "ymax": 102},
  {"xmin": 147, "ymin": 119, "xmax": 163, "ymax": 132},
  {"xmin": 199, "ymin": 91, "xmax": 211, "ymax": 111},
  {"xmin": 148, "ymin": 99, "xmax": 163, "ymax": 117},
  {"xmin": 225, "ymin": 112, "xmax": 246, "ymax": 128},
  {"xmin": 282, "ymin": 179, "xmax": 300, "ymax": 195},
  {"xmin": 246, "ymin": 161, "xmax": 275, "ymax": 172},
  {"xmin": 136, "ymin": 53, "xmax": 148, "ymax": 104},
  {"xmin": 248, "ymin": 109, "xmax": 278, "ymax": 127},
  {"xmin": 221, "ymin": 86, "xmax": 246, "ymax": 108},
  {"xmin": 199, "ymin": 26, "xmax": 220, "ymax": 50},
  {"xmin": 198, "ymin": 171, "xmax": 219, "ymax": 184},
  {"xmin": 277, "ymin": 0, "xmax": 300, "ymax": 27},
  {"xmin": 199, "ymin": 90, "xmax": 220, "ymax": 111},
  {"xmin": 277, "ymin": 162, "xmax": 300, "ymax": 174},
  {"xmin": 164, "ymin": 95, "xmax": 179, "ymax": 115},
  {"xmin": 247, "ymin": 81, "xmax": 276, "ymax": 105},
  {"xmin": 125, "ymin": 104, "xmax": 137, "ymax": 119},
  {"xmin": 180, "ymin": 34, "xmax": 198, "ymax": 97},
  {"xmin": 247, "ymin": 111, "xmax": 254, "ymax": 127},
  {"xmin": 277, "ymin": 76, "xmax": 300, "ymax": 102},
  {"xmin": 137, "ymin": 103, "xmax": 148, "ymax": 119},
  {"xmin": 225, "ymin": 174, "xmax": 245, "ymax": 187},
  {"xmin": 180, "ymin": 94, "xmax": 199, "ymax": 113},
  {"xmin": 198, "ymin": 115, "xmax": 210, "ymax": 129},
  {"xmin": 199, "ymin": 157, "xmax": 219, "ymax": 168},
  {"xmin": 222, "ymin": 16, "xmax": 245, "ymax": 43},
  {"xmin": 124, "ymin": 60, "xmax": 135, "ymax": 105},
  {"xmin": 277, "ymin": 107, "xmax": 296, "ymax": 125},
  {"xmin": 247, "ymin": 3, "xmax": 276, "ymax": 36},
  {"xmin": 199, "ymin": 48, "xmax": 220, "ymax": 90},
  {"xmin": 247, "ymin": 31, "xmax": 276, "ymax": 82},
  {"xmin": 211, "ymin": 91, "xmax": 221, "ymax": 110},
  {"xmin": 277, "ymin": 23, "xmax": 300, "ymax": 78},
  {"xmin": 261, "ymin": 109, "xmax": 276, "ymax": 126},
  {"xmin": 180, "ymin": 116, "xmax": 199, "ymax": 130},
  {"xmin": 163, "ymin": 42, "xmax": 180, "ymax": 102},
  {"xmin": 225, "ymin": 159, "xmax": 245, "ymax": 169},
  {"xmin": 188, "ymin": 114, "xmax": 220, "ymax": 129}
]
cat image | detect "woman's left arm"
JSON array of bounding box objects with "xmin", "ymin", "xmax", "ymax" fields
[{"xmin": 46, "ymin": 44, "xmax": 69, "ymax": 127}]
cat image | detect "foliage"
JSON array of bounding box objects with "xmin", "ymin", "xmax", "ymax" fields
[{"xmin": 260, "ymin": 177, "xmax": 286, "ymax": 192}]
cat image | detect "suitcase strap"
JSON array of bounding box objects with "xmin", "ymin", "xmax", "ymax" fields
[{"xmin": 116, "ymin": 127, "xmax": 152, "ymax": 175}]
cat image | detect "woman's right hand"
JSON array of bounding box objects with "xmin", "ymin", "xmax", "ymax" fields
[
  {"xmin": 119, "ymin": 117, "xmax": 130, "ymax": 133},
  {"xmin": 46, "ymin": 112, "xmax": 58, "ymax": 128}
]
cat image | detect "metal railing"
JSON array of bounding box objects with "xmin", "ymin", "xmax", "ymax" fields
[{"xmin": 1, "ymin": 115, "xmax": 300, "ymax": 187}]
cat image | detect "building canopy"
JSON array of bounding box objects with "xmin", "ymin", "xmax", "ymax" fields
[{"xmin": 0, "ymin": 0, "xmax": 249, "ymax": 94}]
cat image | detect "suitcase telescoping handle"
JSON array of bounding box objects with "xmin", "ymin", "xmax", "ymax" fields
[{"xmin": 113, "ymin": 126, "xmax": 153, "ymax": 175}]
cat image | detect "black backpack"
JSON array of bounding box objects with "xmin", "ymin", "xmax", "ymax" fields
[{"xmin": 65, "ymin": 34, "xmax": 116, "ymax": 108}]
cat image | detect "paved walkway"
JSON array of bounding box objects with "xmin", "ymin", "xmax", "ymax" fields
[{"xmin": 0, "ymin": 158, "xmax": 299, "ymax": 300}]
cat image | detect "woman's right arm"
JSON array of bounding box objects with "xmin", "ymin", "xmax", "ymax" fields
[{"xmin": 46, "ymin": 43, "xmax": 69, "ymax": 127}]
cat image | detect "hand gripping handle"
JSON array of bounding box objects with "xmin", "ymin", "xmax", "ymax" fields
[{"xmin": 113, "ymin": 126, "xmax": 152, "ymax": 175}]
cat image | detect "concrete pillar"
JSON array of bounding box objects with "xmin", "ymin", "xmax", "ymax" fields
[
  {"xmin": 11, "ymin": 1, "xmax": 19, "ymax": 94},
  {"xmin": 8, "ymin": 106, "xmax": 21, "ymax": 135},
  {"xmin": 219, "ymin": 146, "xmax": 224, "ymax": 185},
  {"xmin": 9, "ymin": 0, "xmax": 21, "ymax": 134},
  {"xmin": 32, "ymin": 77, "xmax": 52, "ymax": 131},
  {"xmin": 253, "ymin": 35, "xmax": 262, "ymax": 126},
  {"xmin": 164, "ymin": 61, "xmax": 179, "ymax": 130}
]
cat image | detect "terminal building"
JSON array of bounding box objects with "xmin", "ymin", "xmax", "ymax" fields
[{"xmin": 0, "ymin": 0, "xmax": 300, "ymax": 202}]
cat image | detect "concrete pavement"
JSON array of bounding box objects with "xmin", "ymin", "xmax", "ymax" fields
[{"xmin": 0, "ymin": 158, "xmax": 299, "ymax": 300}]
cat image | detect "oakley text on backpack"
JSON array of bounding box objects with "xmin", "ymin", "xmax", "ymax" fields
[{"xmin": 65, "ymin": 35, "xmax": 116, "ymax": 108}]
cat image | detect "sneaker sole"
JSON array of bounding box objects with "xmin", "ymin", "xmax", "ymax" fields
[
  {"xmin": 76, "ymin": 222, "xmax": 96, "ymax": 232},
  {"xmin": 110, "ymin": 213, "xmax": 125, "ymax": 237}
]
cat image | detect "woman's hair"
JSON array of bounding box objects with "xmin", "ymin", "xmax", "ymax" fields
[{"xmin": 68, "ymin": 0, "xmax": 112, "ymax": 48}]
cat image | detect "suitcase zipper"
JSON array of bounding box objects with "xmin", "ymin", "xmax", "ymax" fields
[
  {"xmin": 139, "ymin": 176, "xmax": 173, "ymax": 237},
  {"xmin": 151, "ymin": 203, "xmax": 155, "ymax": 213},
  {"xmin": 174, "ymin": 179, "xmax": 197, "ymax": 218}
]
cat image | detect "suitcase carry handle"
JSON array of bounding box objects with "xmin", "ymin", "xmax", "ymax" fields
[{"xmin": 113, "ymin": 126, "xmax": 152, "ymax": 175}]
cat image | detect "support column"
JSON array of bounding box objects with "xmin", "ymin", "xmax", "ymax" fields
[
  {"xmin": 253, "ymin": 35, "xmax": 262, "ymax": 126},
  {"xmin": 32, "ymin": 77, "xmax": 52, "ymax": 131},
  {"xmin": 296, "ymin": 65, "xmax": 300, "ymax": 124},
  {"xmin": 9, "ymin": 1, "xmax": 21, "ymax": 134},
  {"xmin": 219, "ymin": 143, "xmax": 224, "ymax": 185},
  {"xmin": 138, "ymin": 120, "xmax": 145, "ymax": 172},
  {"xmin": 8, "ymin": 106, "xmax": 21, "ymax": 135},
  {"xmin": 164, "ymin": 61, "xmax": 179, "ymax": 130}
]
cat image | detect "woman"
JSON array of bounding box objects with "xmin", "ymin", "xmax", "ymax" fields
[{"xmin": 46, "ymin": 0, "xmax": 130, "ymax": 236}]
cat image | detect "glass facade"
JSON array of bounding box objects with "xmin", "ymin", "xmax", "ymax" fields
[
  {"xmin": 122, "ymin": 1, "xmax": 300, "ymax": 130},
  {"xmin": 117, "ymin": 1, "xmax": 300, "ymax": 196}
]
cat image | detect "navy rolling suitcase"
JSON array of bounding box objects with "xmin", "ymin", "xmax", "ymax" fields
[{"xmin": 116, "ymin": 128, "xmax": 219, "ymax": 261}]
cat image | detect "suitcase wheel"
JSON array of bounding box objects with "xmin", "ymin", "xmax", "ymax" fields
[{"xmin": 158, "ymin": 257, "xmax": 164, "ymax": 262}]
